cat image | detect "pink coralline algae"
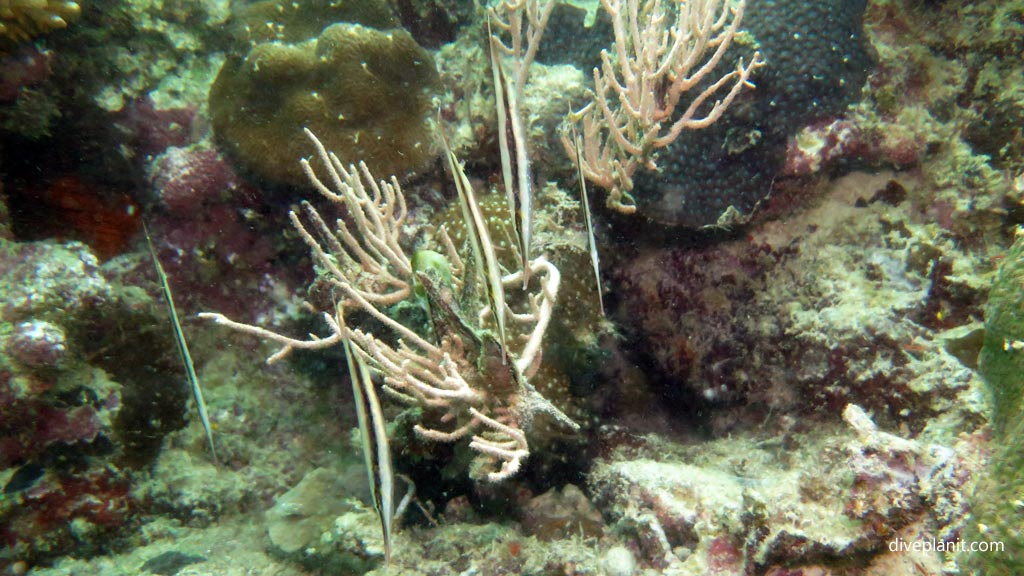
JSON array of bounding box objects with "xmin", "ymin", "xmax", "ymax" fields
[
  {"xmin": 782, "ymin": 118, "xmax": 927, "ymax": 177},
  {"xmin": 143, "ymin": 141, "xmax": 311, "ymax": 323},
  {"xmin": 7, "ymin": 320, "xmax": 67, "ymax": 368},
  {"xmin": 1, "ymin": 469, "xmax": 135, "ymax": 566},
  {"xmin": 149, "ymin": 146, "xmax": 243, "ymax": 214},
  {"xmin": 0, "ymin": 239, "xmax": 193, "ymax": 567},
  {"xmin": 0, "ymin": 246, "xmax": 118, "ymax": 471},
  {"xmin": 113, "ymin": 97, "xmax": 198, "ymax": 160},
  {"xmin": 0, "ymin": 338, "xmax": 112, "ymax": 467},
  {"xmin": 0, "ymin": 395, "xmax": 104, "ymax": 470}
]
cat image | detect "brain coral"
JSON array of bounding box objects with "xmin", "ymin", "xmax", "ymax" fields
[
  {"xmin": 0, "ymin": 0, "xmax": 79, "ymax": 48},
  {"xmin": 229, "ymin": 0, "xmax": 396, "ymax": 46},
  {"xmin": 210, "ymin": 22, "xmax": 438, "ymax": 186}
]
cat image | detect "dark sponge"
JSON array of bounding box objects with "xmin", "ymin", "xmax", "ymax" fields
[
  {"xmin": 636, "ymin": 0, "xmax": 873, "ymax": 227},
  {"xmin": 748, "ymin": 0, "xmax": 872, "ymax": 134},
  {"xmin": 541, "ymin": 0, "xmax": 874, "ymax": 228}
]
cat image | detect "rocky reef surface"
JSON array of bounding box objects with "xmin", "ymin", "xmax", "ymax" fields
[{"xmin": 1, "ymin": 0, "xmax": 1022, "ymax": 574}]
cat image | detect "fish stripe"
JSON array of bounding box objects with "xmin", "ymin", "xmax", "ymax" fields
[{"xmin": 144, "ymin": 222, "xmax": 217, "ymax": 463}]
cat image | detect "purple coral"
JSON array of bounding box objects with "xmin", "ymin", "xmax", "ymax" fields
[
  {"xmin": 113, "ymin": 97, "xmax": 198, "ymax": 160},
  {"xmin": 143, "ymin": 144, "xmax": 305, "ymax": 322},
  {"xmin": 149, "ymin": 146, "xmax": 243, "ymax": 214}
]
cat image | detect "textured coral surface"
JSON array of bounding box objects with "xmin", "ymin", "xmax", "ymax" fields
[
  {"xmin": 633, "ymin": 0, "xmax": 874, "ymax": 227},
  {"xmin": 209, "ymin": 22, "xmax": 439, "ymax": 186}
]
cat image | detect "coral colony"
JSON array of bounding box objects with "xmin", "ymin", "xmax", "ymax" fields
[
  {"xmin": 204, "ymin": 0, "xmax": 758, "ymax": 479},
  {"xmin": 198, "ymin": 0, "xmax": 762, "ymax": 559},
  {"xmin": 3, "ymin": 0, "xmax": 1024, "ymax": 573}
]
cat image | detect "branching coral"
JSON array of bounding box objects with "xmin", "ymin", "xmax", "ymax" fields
[
  {"xmin": 561, "ymin": 0, "xmax": 763, "ymax": 213},
  {"xmin": 202, "ymin": 130, "xmax": 578, "ymax": 482}
]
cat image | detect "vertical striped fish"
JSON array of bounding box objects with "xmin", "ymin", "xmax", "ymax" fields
[
  {"xmin": 488, "ymin": 19, "xmax": 532, "ymax": 287},
  {"xmin": 488, "ymin": 16, "xmax": 519, "ymax": 257},
  {"xmin": 340, "ymin": 310, "xmax": 395, "ymax": 564},
  {"xmin": 143, "ymin": 222, "xmax": 217, "ymax": 463},
  {"xmin": 571, "ymin": 123, "xmax": 605, "ymax": 316},
  {"xmin": 439, "ymin": 128, "xmax": 509, "ymax": 359}
]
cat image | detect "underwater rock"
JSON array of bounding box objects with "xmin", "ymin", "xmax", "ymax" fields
[
  {"xmin": 66, "ymin": 0, "xmax": 228, "ymax": 114},
  {"xmin": 143, "ymin": 147, "xmax": 294, "ymax": 324},
  {"xmin": 520, "ymin": 483, "xmax": 604, "ymax": 541},
  {"xmin": 265, "ymin": 467, "xmax": 384, "ymax": 573},
  {"xmin": 0, "ymin": 239, "xmax": 193, "ymax": 566},
  {"xmin": 7, "ymin": 319, "xmax": 67, "ymax": 368},
  {"xmin": 266, "ymin": 467, "xmax": 354, "ymax": 554},
  {"xmin": 588, "ymin": 405, "xmax": 980, "ymax": 573},
  {"xmin": 0, "ymin": 466, "xmax": 135, "ymax": 568},
  {"xmin": 781, "ymin": 117, "xmax": 927, "ymax": 178},
  {"xmin": 591, "ymin": 458, "xmax": 747, "ymax": 569},
  {"xmin": 135, "ymin": 448, "xmax": 250, "ymax": 527},
  {"xmin": 600, "ymin": 545, "xmax": 638, "ymax": 576},
  {"xmin": 611, "ymin": 172, "xmax": 987, "ymax": 435},
  {"xmin": 0, "ymin": 0, "xmax": 232, "ymax": 184},
  {"xmin": 209, "ymin": 22, "xmax": 439, "ymax": 186},
  {"xmin": 1, "ymin": 239, "xmax": 112, "ymax": 328},
  {"xmin": 924, "ymin": 0, "xmax": 1024, "ymax": 172}
]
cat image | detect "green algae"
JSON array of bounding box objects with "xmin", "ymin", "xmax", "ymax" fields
[{"xmin": 966, "ymin": 232, "xmax": 1024, "ymax": 572}]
